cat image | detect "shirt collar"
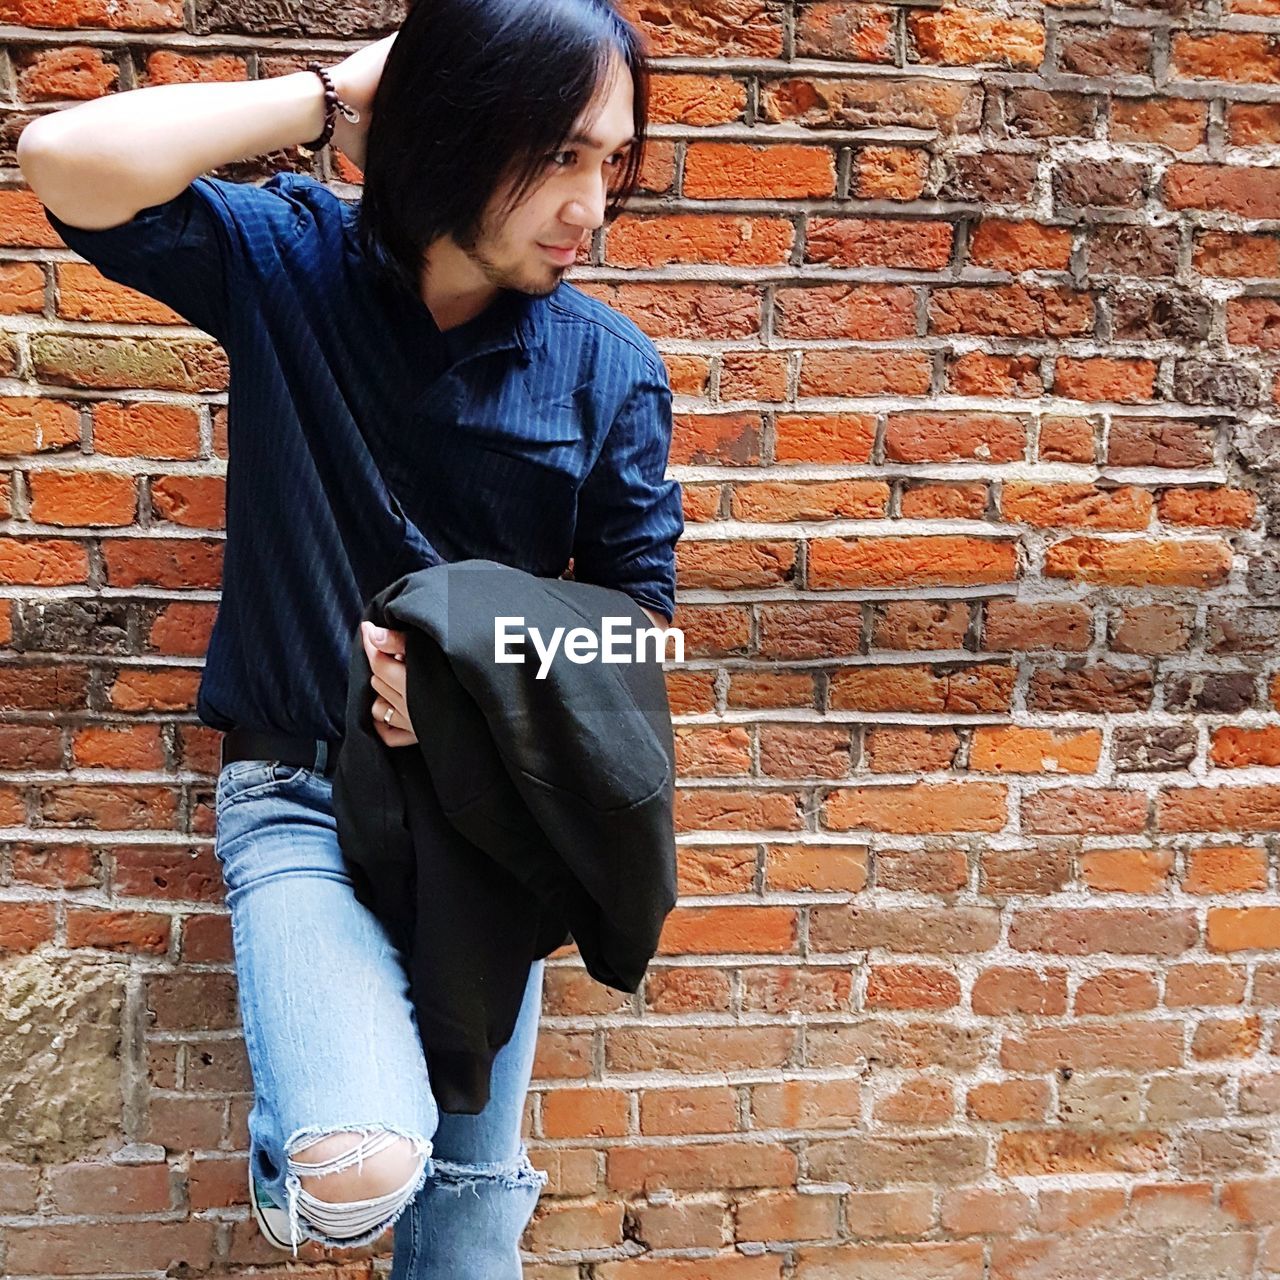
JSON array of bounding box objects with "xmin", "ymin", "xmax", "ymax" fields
[
  {"xmin": 345, "ymin": 201, "xmax": 551, "ymax": 366},
  {"xmin": 446, "ymin": 287, "xmax": 549, "ymax": 367}
]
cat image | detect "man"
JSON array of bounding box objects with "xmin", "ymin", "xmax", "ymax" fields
[{"xmin": 17, "ymin": 2, "xmax": 682, "ymax": 1273}]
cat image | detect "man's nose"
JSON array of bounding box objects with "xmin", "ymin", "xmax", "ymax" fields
[{"xmin": 565, "ymin": 175, "xmax": 608, "ymax": 231}]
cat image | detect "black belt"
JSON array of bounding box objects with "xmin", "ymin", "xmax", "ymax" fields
[{"xmin": 220, "ymin": 727, "xmax": 342, "ymax": 778}]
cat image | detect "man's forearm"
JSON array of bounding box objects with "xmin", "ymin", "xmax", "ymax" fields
[{"xmin": 17, "ymin": 72, "xmax": 327, "ymax": 230}]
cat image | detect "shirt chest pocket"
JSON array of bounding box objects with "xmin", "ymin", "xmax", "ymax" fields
[{"xmin": 396, "ymin": 429, "xmax": 581, "ymax": 577}]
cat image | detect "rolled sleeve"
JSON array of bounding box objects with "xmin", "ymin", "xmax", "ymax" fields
[
  {"xmin": 571, "ymin": 357, "xmax": 684, "ymax": 624},
  {"xmin": 41, "ymin": 173, "xmax": 306, "ymax": 342}
]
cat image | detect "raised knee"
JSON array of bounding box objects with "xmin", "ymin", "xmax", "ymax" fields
[{"xmin": 289, "ymin": 1130, "xmax": 426, "ymax": 1204}]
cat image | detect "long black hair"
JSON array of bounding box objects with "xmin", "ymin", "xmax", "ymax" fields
[{"xmin": 355, "ymin": 0, "xmax": 650, "ymax": 297}]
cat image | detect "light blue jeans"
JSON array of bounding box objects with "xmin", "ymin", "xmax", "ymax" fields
[{"xmin": 213, "ymin": 752, "xmax": 547, "ymax": 1277}]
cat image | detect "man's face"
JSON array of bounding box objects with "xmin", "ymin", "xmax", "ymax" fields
[{"xmin": 453, "ymin": 55, "xmax": 636, "ymax": 296}]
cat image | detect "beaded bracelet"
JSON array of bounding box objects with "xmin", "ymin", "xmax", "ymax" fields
[{"xmin": 299, "ymin": 61, "xmax": 361, "ymax": 156}]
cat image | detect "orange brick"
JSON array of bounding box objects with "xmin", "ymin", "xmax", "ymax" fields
[{"xmin": 684, "ymin": 143, "xmax": 836, "ymax": 200}]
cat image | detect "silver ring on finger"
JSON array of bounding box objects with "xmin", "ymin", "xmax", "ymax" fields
[{"xmin": 382, "ymin": 704, "xmax": 395, "ymax": 725}]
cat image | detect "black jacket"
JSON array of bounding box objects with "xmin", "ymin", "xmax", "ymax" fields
[{"xmin": 330, "ymin": 558, "xmax": 678, "ymax": 1113}]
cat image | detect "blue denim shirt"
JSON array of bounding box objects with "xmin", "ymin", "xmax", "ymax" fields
[{"xmin": 42, "ymin": 172, "xmax": 683, "ymax": 741}]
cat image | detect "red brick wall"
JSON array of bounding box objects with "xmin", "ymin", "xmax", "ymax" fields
[{"xmin": 4, "ymin": 0, "xmax": 1280, "ymax": 1275}]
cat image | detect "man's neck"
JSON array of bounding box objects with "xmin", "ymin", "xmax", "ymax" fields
[{"xmin": 420, "ymin": 237, "xmax": 501, "ymax": 332}]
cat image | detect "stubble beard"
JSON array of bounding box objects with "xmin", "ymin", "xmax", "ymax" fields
[{"xmin": 457, "ymin": 219, "xmax": 564, "ymax": 298}]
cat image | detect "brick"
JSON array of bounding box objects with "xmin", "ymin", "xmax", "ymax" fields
[
  {"xmin": 607, "ymin": 1140, "xmax": 797, "ymax": 1193},
  {"xmin": 1001, "ymin": 483, "xmax": 1152, "ymax": 530},
  {"xmin": 808, "ymin": 536, "xmax": 1018, "ymax": 589},
  {"xmin": 1111, "ymin": 97, "xmax": 1207, "ymax": 151},
  {"xmin": 598, "ymin": 1255, "xmax": 782, "ymax": 1279},
  {"xmin": 852, "ymin": 147, "xmax": 928, "ymax": 200},
  {"xmin": 13, "ymin": 43, "xmax": 119, "ymax": 101},
  {"xmin": 736, "ymin": 1186, "xmax": 840, "ymax": 1243},
  {"xmin": 872, "ymin": 599, "xmax": 969, "ymax": 650},
  {"xmin": 0, "ymin": 260, "xmax": 45, "ymax": 316},
  {"xmin": 684, "ymin": 143, "xmax": 836, "ymax": 200},
  {"xmin": 757, "ymin": 602, "xmax": 863, "ymax": 659},
  {"xmin": 6, "ymin": 1221, "xmax": 216, "ymax": 1274},
  {"xmin": 1227, "ymin": 99, "xmax": 1280, "ymax": 143},
  {"xmin": 628, "ymin": 1195, "xmax": 729, "ymax": 1249},
  {"xmin": 970, "ymin": 727, "xmax": 1101, "ymax": 775},
  {"xmin": 1194, "ymin": 230, "xmax": 1280, "ymax": 278},
  {"xmin": 605, "ymin": 215, "xmax": 793, "ymax": 267},
  {"xmin": 1089, "ymin": 223, "xmax": 1180, "ymax": 277},
  {"xmin": 92, "ymin": 404, "xmax": 199, "ymax": 460},
  {"xmin": 800, "ymin": 349, "xmax": 933, "ymax": 400},
  {"xmin": 676, "ymin": 786, "xmax": 804, "ymax": 833},
  {"xmin": 1172, "ymin": 32, "xmax": 1280, "ymax": 82},
  {"xmin": 740, "ymin": 478, "xmax": 886, "ymax": 525},
  {"xmin": 0, "ymin": 396, "xmax": 81, "ymax": 456},
  {"xmin": 1038, "ymin": 415, "xmax": 1097, "ymax": 462},
  {"xmin": 900, "ymin": 481, "xmax": 989, "ymax": 523},
  {"xmin": 606, "ymin": 1026, "xmax": 795, "ymax": 1075},
  {"xmin": 658, "ymin": 905, "xmax": 798, "ymax": 956},
  {"xmin": 750, "ymin": 1078, "xmax": 862, "ymax": 1131},
  {"xmin": 574, "ymin": 282, "xmax": 761, "ymax": 340},
  {"xmin": 758, "ymin": 723, "xmax": 854, "ymax": 779},
  {"xmin": 885, "ymin": 412, "xmax": 1024, "ymax": 463},
  {"xmin": 806, "ymin": 218, "xmax": 953, "ymax": 269},
  {"xmin": 617, "ymin": 0, "xmax": 783, "ymax": 56},
  {"xmin": 0, "ymin": 902, "xmax": 57, "ymax": 952},
  {"xmin": 757, "ymin": 844, "xmax": 870, "ymax": 896},
  {"xmin": 1059, "ymin": 26, "xmax": 1152, "ymax": 77},
  {"xmin": 672, "ymin": 411, "xmax": 762, "ymax": 465},
  {"xmin": 644, "ymin": 966, "xmax": 733, "ymax": 1014},
  {"xmin": 822, "ymin": 783, "xmax": 1008, "ymax": 834},
  {"xmin": 761, "ymin": 76, "xmax": 981, "ymax": 133},
  {"xmin": 969, "ymin": 218, "xmax": 1072, "ymax": 271},
  {"xmin": 676, "ymin": 539, "xmax": 795, "ymax": 589},
  {"xmin": 1, "ymin": 0, "xmax": 183, "ymax": 29},
  {"xmin": 719, "ymin": 351, "xmax": 789, "ymax": 402},
  {"xmin": 28, "ymin": 469, "xmax": 137, "ymax": 526},
  {"xmin": 639, "ymin": 1085, "xmax": 738, "ymax": 1136},
  {"xmin": 1167, "ymin": 788, "xmax": 1280, "ymax": 839},
  {"xmin": 942, "ymin": 153, "xmax": 1038, "ymax": 204},
  {"xmin": 973, "ymin": 968, "xmax": 1068, "ymax": 1017},
  {"xmin": 1053, "ymin": 356, "xmax": 1157, "ymax": 401},
  {"xmin": 648, "ymin": 73, "xmax": 746, "ymax": 126},
  {"xmin": 541, "ymin": 1087, "xmax": 630, "ymax": 1140},
  {"xmin": 1055, "ymin": 160, "xmax": 1147, "ymax": 210},
  {"xmin": 1005, "ymin": 88, "xmax": 1097, "ymax": 141},
  {"xmin": 1044, "ymin": 536, "xmax": 1231, "ymax": 587},
  {"xmin": 142, "ymin": 48, "xmax": 248, "ymax": 85},
  {"xmin": 741, "ymin": 966, "xmax": 854, "ymax": 1015},
  {"xmin": 1167, "ymin": 488, "xmax": 1254, "ymax": 529},
  {"xmin": 774, "ymin": 412, "xmax": 876, "ymax": 464},
  {"xmin": 66, "ymin": 907, "xmax": 170, "ymax": 953},
  {"xmin": 929, "ymin": 284, "xmax": 1094, "ymax": 336},
  {"xmin": 678, "ymin": 846, "xmax": 756, "ymax": 898},
  {"xmin": 676, "ymin": 724, "xmax": 752, "ymax": 779},
  {"xmin": 946, "ymin": 351, "xmax": 1042, "ymax": 397},
  {"xmin": 795, "ymin": 4, "xmax": 896, "ymax": 60},
  {"xmin": 776, "ymin": 285, "xmax": 916, "ymax": 340},
  {"xmin": 1165, "ymin": 164, "xmax": 1280, "ymax": 218},
  {"xmin": 32, "ymin": 334, "xmax": 228, "ymax": 393},
  {"xmin": 910, "ymin": 8, "xmax": 1045, "ymax": 67},
  {"xmin": 527, "ymin": 1199, "xmax": 626, "ymax": 1253}
]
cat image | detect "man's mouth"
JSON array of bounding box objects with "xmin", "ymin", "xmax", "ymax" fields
[{"xmin": 539, "ymin": 243, "xmax": 580, "ymax": 265}]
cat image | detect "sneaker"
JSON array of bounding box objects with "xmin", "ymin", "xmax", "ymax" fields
[{"xmin": 249, "ymin": 1169, "xmax": 296, "ymax": 1251}]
